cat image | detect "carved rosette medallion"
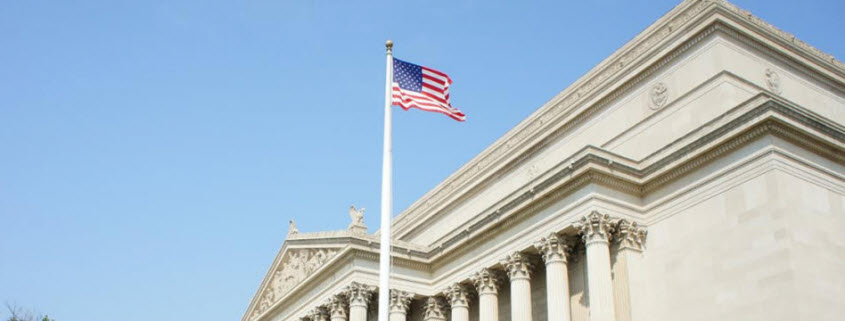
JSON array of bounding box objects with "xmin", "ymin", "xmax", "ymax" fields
[
  {"xmin": 534, "ymin": 233, "xmax": 571, "ymax": 264},
  {"xmin": 574, "ymin": 211, "xmax": 616, "ymax": 245},
  {"xmin": 308, "ymin": 307, "xmax": 329, "ymax": 321},
  {"xmin": 471, "ymin": 268, "xmax": 502, "ymax": 295},
  {"xmin": 765, "ymin": 68, "xmax": 782, "ymax": 94},
  {"xmin": 616, "ymin": 219, "xmax": 648, "ymax": 251},
  {"xmin": 326, "ymin": 296, "xmax": 347, "ymax": 319},
  {"xmin": 649, "ymin": 82, "xmax": 669, "ymax": 110},
  {"xmin": 344, "ymin": 282, "xmax": 374, "ymax": 308},
  {"xmin": 444, "ymin": 283, "xmax": 471, "ymax": 308},
  {"xmin": 389, "ymin": 290, "xmax": 414, "ymax": 314},
  {"xmin": 500, "ymin": 252, "xmax": 532, "ymax": 281},
  {"xmin": 423, "ymin": 297, "xmax": 448, "ymax": 321}
]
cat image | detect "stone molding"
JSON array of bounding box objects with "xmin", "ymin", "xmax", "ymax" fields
[
  {"xmin": 534, "ymin": 233, "xmax": 571, "ymax": 264},
  {"xmin": 470, "ymin": 268, "xmax": 502, "ymax": 295},
  {"xmin": 615, "ymin": 219, "xmax": 648, "ymax": 251},
  {"xmin": 391, "ymin": 0, "xmax": 845, "ymax": 241},
  {"xmin": 574, "ymin": 212, "xmax": 617, "ymax": 245},
  {"xmin": 344, "ymin": 282, "xmax": 374, "ymax": 308},
  {"xmin": 389, "ymin": 290, "xmax": 414, "ymax": 314},
  {"xmin": 423, "ymin": 297, "xmax": 448, "ymax": 321},
  {"xmin": 444, "ymin": 283, "xmax": 471, "ymax": 308},
  {"xmin": 501, "ymin": 252, "xmax": 533, "ymax": 281}
]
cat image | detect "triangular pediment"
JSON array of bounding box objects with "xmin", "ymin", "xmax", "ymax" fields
[{"xmin": 246, "ymin": 244, "xmax": 341, "ymax": 320}]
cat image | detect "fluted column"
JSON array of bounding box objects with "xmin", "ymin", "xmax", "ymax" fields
[
  {"xmin": 575, "ymin": 212, "xmax": 617, "ymax": 321},
  {"xmin": 423, "ymin": 297, "xmax": 447, "ymax": 321},
  {"xmin": 389, "ymin": 290, "xmax": 413, "ymax": 321},
  {"xmin": 612, "ymin": 220, "xmax": 647, "ymax": 321},
  {"xmin": 345, "ymin": 282, "xmax": 374, "ymax": 321},
  {"xmin": 501, "ymin": 252, "xmax": 533, "ymax": 321},
  {"xmin": 445, "ymin": 284, "xmax": 471, "ymax": 321},
  {"xmin": 471, "ymin": 268, "xmax": 501, "ymax": 321},
  {"xmin": 309, "ymin": 307, "xmax": 329, "ymax": 321},
  {"xmin": 327, "ymin": 296, "xmax": 348, "ymax": 321},
  {"xmin": 535, "ymin": 233, "xmax": 572, "ymax": 321}
]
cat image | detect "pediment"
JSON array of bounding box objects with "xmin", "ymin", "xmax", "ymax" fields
[{"xmin": 247, "ymin": 245, "xmax": 340, "ymax": 320}]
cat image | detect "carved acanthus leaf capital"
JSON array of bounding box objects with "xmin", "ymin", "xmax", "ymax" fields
[
  {"xmin": 444, "ymin": 283, "xmax": 471, "ymax": 308},
  {"xmin": 500, "ymin": 251, "xmax": 532, "ymax": 280},
  {"xmin": 616, "ymin": 219, "xmax": 648, "ymax": 251},
  {"xmin": 423, "ymin": 297, "xmax": 448, "ymax": 321},
  {"xmin": 471, "ymin": 268, "xmax": 502, "ymax": 295},
  {"xmin": 308, "ymin": 307, "xmax": 328, "ymax": 321},
  {"xmin": 534, "ymin": 233, "xmax": 571, "ymax": 264},
  {"xmin": 343, "ymin": 282, "xmax": 374, "ymax": 307},
  {"xmin": 574, "ymin": 211, "xmax": 617, "ymax": 244},
  {"xmin": 389, "ymin": 290, "xmax": 414, "ymax": 313},
  {"xmin": 326, "ymin": 296, "xmax": 347, "ymax": 318}
]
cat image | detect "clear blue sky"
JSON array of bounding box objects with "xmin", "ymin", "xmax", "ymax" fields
[{"xmin": 1, "ymin": 1, "xmax": 842, "ymax": 320}]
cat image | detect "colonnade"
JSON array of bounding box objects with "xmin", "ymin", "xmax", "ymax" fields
[{"xmin": 301, "ymin": 212, "xmax": 647, "ymax": 321}]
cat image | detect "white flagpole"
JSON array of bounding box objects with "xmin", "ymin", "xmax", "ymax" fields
[{"xmin": 377, "ymin": 39, "xmax": 394, "ymax": 321}]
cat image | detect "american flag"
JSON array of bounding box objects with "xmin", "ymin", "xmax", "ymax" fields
[{"xmin": 392, "ymin": 58, "xmax": 465, "ymax": 121}]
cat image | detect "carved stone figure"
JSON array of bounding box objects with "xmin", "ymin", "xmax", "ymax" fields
[
  {"xmin": 251, "ymin": 248, "xmax": 338, "ymax": 318},
  {"xmin": 765, "ymin": 68, "xmax": 782, "ymax": 94},
  {"xmin": 348, "ymin": 205, "xmax": 368, "ymax": 234},
  {"xmin": 288, "ymin": 219, "xmax": 299, "ymax": 236},
  {"xmin": 649, "ymin": 82, "xmax": 669, "ymax": 109}
]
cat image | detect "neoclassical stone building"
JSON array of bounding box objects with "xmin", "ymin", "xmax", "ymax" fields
[{"xmin": 243, "ymin": 1, "xmax": 845, "ymax": 321}]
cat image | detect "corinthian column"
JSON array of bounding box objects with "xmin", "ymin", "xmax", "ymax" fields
[
  {"xmin": 471, "ymin": 268, "xmax": 501, "ymax": 321},
  {"xmin": 389, "ymin": 290, "xmax": 413, "ymax": 321},
  {"xmin": 612, "ymin": 220, "xmax": 647, "ymax": 321},
  {"xmin": 501, "ymin": 252, "xmax": 533, "ymax": 321},
  {"xmin": 574, "ymin": 212, "xmax": 617, "ymax": 321},
  {"xmin": 534, "ymin": 233, "xmax": 572, "ymax": 321},
  {"xmin": 423, "ymin": 297, "xmax": 447, "ymax": 321},
  {"xmin": 445, "ymin": 284, "xmax": 471, "ymax": 321},
  {"xmin": 345, "ymin": 282, "xmax": 374, "ymax": 321},
  {"xmin": 327, "ymin": 296, "xmax": 347, "ymax": 321}
]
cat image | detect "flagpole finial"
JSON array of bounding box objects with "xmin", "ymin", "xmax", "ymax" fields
[{"xmin": 386, "ymin": 40, "xmax": 393, "ymax": 52}]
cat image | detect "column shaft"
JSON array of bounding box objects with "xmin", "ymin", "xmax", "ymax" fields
[
  {"xmin": 510, "ymin": 278, "xmax": 532, "ymax": 321},
  {"xmin": 478, "ymin": 292, "xmax": 498, "ymax": 321},
  {"xmin": 349, "ymin": 305, "xmax": 367, "ymax": 321},
  {"xmin": 585, "ymin": 242, "xmax": 614, "ymax": 321},
  {"xmin": 546, "ymin": 260, "xmax": 571, "ymax": 321}
]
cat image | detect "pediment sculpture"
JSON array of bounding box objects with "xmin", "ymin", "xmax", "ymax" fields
[{"xmin": 251, "ymin": 248, "xmax": 338, "ymax": 319}]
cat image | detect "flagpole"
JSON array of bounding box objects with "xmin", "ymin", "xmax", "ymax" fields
[{"xmin": 377, "ymin": 39, "xmax": 394, "ymax": 321}]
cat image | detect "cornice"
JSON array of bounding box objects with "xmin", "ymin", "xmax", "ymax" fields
[{"xmin": 391, "ymin": 0, "xmax": 844, "ymax": 240}]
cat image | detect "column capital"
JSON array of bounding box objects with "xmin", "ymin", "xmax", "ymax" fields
[
  {"xmin": 444, "ymin": 283, "xmax": 471, "ymax": 308},
  {"xmin": 471, "ymin": 267, "xmax": 502, "ymax": 295},
  {"xmin": 500, "ymin": 251, "xmax": 533, "ymax": 281},
  {"xmin": 389, "ymin": 290, "xmax": 414, "ymax": 314},
  {"xmin": 423, "ymin": 297, "xmax": 448, "ymax": 321},
  {"xmin": 534, "ymin": 233, "xmax": 571, "ymax": 264},
  {"xmin": 343, "ymin": 282, "xmax": 374, "ymax": 308},
  {"xmin": 616, "ymin": 219, "xmax": 647, "ymax": 251},
  {"xmin": 308, "ymin": 307, "xmax": 329, "ymax": 321},
  {"xmin": 574, "ymin": 211, "xmax": 617, "ymax": 245},
  {"xmin": 326, "ymin": 295, "xmax": 347, "ymax": 319}
]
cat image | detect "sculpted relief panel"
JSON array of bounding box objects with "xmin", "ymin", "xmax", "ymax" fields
[{"xmin": 251, "ymin": 248, "xmax": 338, "ymax": 319}]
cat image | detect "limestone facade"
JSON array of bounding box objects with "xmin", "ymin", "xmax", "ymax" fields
[{"xmin": 243, "ymin": 1, "xmax": 845, "ymax": 321}]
